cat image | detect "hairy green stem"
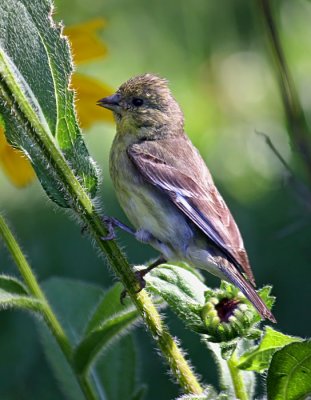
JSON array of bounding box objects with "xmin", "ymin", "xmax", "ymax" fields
[
  {"xmin": 79, "ymin": 205, "xmax": 203, "ymax": 395},
  {"xmin": 227, "ymin": 352, "xmax": 248, "ymax": 400},
  {"xmin": 258, "ymin": 0, "xmax": 311, "ymax": 183},
  {"xmin": 0, "ymin": 214, "xmax": 98, "ymax": 400}
]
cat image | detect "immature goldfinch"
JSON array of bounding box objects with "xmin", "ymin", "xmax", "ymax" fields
[{"xmin": 98, "ymin": 74, "xmax": 275, "ymax": 323}]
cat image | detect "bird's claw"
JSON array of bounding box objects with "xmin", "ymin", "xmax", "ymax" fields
[
  {"xmin": 120, "ymin": 270, "xmax": 147, "ymax": 304},
  {"xmin": 101, "ymin": 216, "xmax": 117, "ymax": 241}
]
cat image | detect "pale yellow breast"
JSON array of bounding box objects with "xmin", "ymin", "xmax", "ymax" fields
[{"xmin": 109, "ymin": 132, "xmax": 193, "ymax": 250}]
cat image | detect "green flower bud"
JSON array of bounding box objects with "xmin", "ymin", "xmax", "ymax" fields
[{"xmin": 201, "ymin": 281, "xmax": 269, "ymax": 343}]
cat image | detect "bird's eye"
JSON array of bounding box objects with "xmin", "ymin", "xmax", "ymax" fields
[{"xmin": 132, "ymin": 97, "xmax": 144, "ymax": 107}]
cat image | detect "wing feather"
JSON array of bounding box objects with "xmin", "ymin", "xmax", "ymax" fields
[{"xmin": 128, "ymin": 137, "xmax": 255, "ymax": 285}]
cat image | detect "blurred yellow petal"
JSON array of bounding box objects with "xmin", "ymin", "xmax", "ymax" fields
[
  {"xmin": 0, "ymin": 126, "xmax": 35, "ymax": 187},
  {"xmin": 0, "ymin": 124, "xmax": 7, "ymax": 152},
  {"xmin": 72, "ymin": 73, "xmax": 114, "ymax": 128},
  {"xmin": 65, "ymin": 19, "xmax": 108, "ymax": 64}
]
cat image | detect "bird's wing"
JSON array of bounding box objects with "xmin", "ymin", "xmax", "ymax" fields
[{"xmin": 128, "ymin": 137, "xmax": 255, "ymax": 285}]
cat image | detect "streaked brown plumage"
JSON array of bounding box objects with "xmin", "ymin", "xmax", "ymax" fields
[{"xmin": 98, "ymin": 73, "xmax": 276, "ymax": 323}]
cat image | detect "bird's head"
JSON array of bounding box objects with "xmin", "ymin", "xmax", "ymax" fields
[{"xmin": 97, "ymin": 74, "xmax": 184, "ymax": 138}]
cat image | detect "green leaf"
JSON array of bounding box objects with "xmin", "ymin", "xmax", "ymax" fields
[
  {"xmin": 85, "ymin": 283, "xmax": 130, "ymax": 334},
  {"xmin": 0, "ymin": 0, "xmax": 98, "ymax": 207},
  {"xmin": 38, "ymin": 278, "xmax": 142, "ymax": 400},
  {"xmin": 74, "ymin": 283, "xmax": 140, "ymax": 373},
  {"xmin": 0, "ymin": 274, "xmax": 42, "ymax": 313},
  {"xmin": 95, "ymin": 335, "xmax": 144, "ymax": 400},
  {"xmin": 74, "ymin": 308, "xmax": 139, "ymax": 373},
  {"xmin": 252, "ymin": 286, "xmax": 275, "ymax": 324},
  {"xmin": 0, "ymin": 274, "xmax": 28, "ymax": 295},
  {"xmin": 37, "ymin": 278, "xmax": 106, "ymax": 399},
  {"xmin": 267, "ymin": 340, "xmax": 311, "ymax": 400},
  {"xmin": 37, "ymin": 322, "xmax": 85, "ymax": 400},
  {"xmin": 130, "ymin": 386, "xmax": 147, "ymax": 400},
  {"xmin": 145, "ymin": 264, "xmax": 207, "ymax": 332},
  {"xmin": 0, "ymin": 289, "xmax": 43, "ymax": 313},
  {"xmin": 237, "ymin": 327, "xmax": 301, "ymax": 372},
  {"xmin": 42, "ymin": 278, "xmax": 104, "ymax": 344}
]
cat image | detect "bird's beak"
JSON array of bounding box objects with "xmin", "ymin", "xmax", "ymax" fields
[{"xmin": 97, "ymin": 93, "xmax": 121, "ymax": 112}]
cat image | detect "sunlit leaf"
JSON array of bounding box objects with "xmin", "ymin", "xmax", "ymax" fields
[
  {"xmin": 0, "ymin": 0, "xmax": 98, "ymax": 207},
  {"xmin": 237, "ymin": 326, "xmax": 301, "ymax": 373},
  {"xmin": 145, "ymin": 263, "xmax": 207, "ymax": 332},
  {"xmin": 267, "ymin": 340, "xmax": 311, "ymax": 400},
  {"xmin": 251, "ymin": 285, "xmax": 275, "ymax": 324}
]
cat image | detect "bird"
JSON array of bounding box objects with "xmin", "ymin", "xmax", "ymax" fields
[{"xmin": 97, "ymin": 73, "xmax": 276, "ymax": 323}]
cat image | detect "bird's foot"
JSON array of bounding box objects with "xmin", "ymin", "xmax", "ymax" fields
[
  {"xmin": 120, "ymin": 257, "xmax": 166, "ymax": 304},
  {"xmin": 101, "ymin": 216, "xmax": 117, "ymax": 240},
  {"xmin": 120, "ymin": 272, "xmax": 146, "ymax": 305},
  {"xmin": 101, "ymin": 216, "xmax": 135, "ymax": 241}
]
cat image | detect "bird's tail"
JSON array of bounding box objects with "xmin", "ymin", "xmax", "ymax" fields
[{"xmin": 221, "ymin": 263, "xmax": 276, "ymax": 323}]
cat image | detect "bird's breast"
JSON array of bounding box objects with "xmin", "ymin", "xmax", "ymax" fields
[{"xmin": 109, "ymin": 134, "xmax": 193, "ymax": 255}]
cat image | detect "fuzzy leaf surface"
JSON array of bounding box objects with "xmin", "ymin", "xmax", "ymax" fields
[
  {"xmin": 0, "ymin": 274, "xmax": 28, "ymax": 295},
  {"xmin": 237, "ymin": 327, "xmax": 301, "ymax": 373},
  {"xmin": 267, "ymin": 340, "xmax": 311, "ymax": 400},
  {"xmin": 145, "ymin": 263, "xmax": 207, "ymax": 332},
  {"xmin": 0, "ymin": 0, "xmax": 98, "ymax": 207},
  {"xmin": 0, "ymin": 274, "xmax": 42, "ymax": 313}
]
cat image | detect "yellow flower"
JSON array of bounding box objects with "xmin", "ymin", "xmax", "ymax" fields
[
  {"xmin": 0, "ymin": 18, "xmax": 112, "ymax": 187},
  {"xmin": 0, "ymin": 122, "xmax": 35, "ymax": 187},
  {"xmin": 64, "ymin": 19, "xmax": 108, "ymax": 64},
  {"xmin": 71, "ymin": 73, "xmax": 114, "ymax": 128},
  {"xmin": 65, "ymin": 18, "xmax": 114, "ymax": 128}
]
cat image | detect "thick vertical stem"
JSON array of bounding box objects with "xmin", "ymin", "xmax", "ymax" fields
[
  {"xmin": 80, "ymin": 211, "xmax": 203, "ymax": 395},
  {"xmin": 227, "ymin": 352, "xmax": 248, "ymax": 400},
  {"xmin": 0, "ymin": 214, "xmax": 98, "ymax": 400}
]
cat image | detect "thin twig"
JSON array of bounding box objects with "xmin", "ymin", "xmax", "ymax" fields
[{"xmin": 256, "ymin": 130, "xmax": 311, "ymax": 213}]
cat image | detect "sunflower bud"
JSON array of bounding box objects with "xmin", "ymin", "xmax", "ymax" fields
[{"xmin": 201, "ymin": 282, "xmax": 264, "ymax": 343}]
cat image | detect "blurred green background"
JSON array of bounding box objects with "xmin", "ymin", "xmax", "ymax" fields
[{"xmin": 1, "ymin": 0, "xmax": 311, "ymax": 398}]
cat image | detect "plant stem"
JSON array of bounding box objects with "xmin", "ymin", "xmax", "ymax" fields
[
  {"xmin": 0, "ymin": 214, "xmax": 98, "ymax": 400},
  {"xmin": 79, "ymin": 211, "xmax": 203, "ymax": 395},
  {"xmin": 227, "ymin": 352, "xmax": 248, "ymax": 400},
  {"xmin": 136, "ymin": 290, "xmax": 202, "ymax": 394},
  {"xmin": 0, "ymin": 213, "xmax": 202, "ymax": 395},
  {"xmin": 257, "ymin": 0, "xmax": 311, "ymax": 183}
]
